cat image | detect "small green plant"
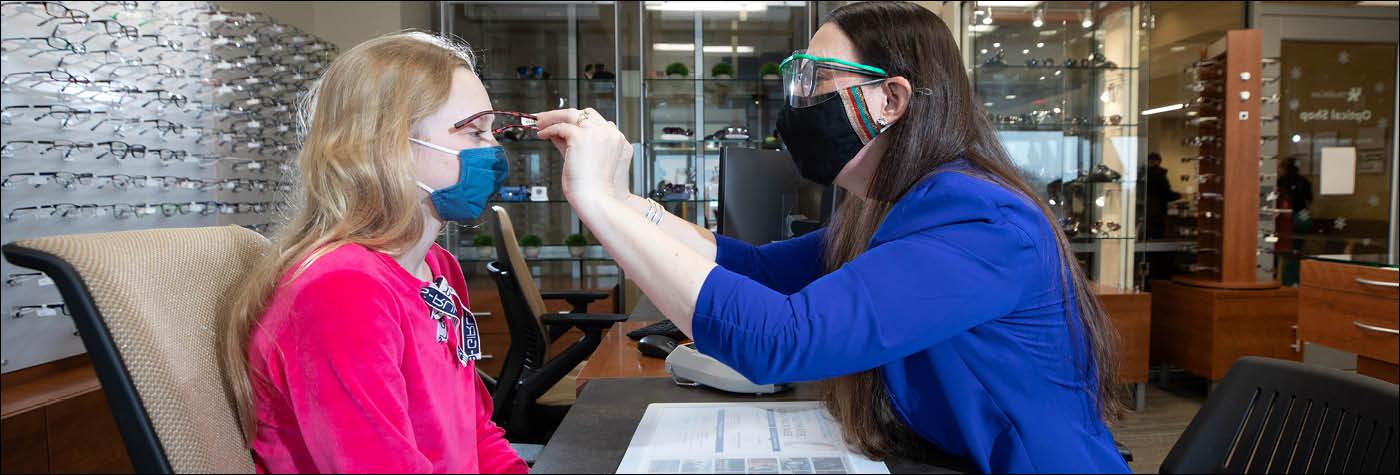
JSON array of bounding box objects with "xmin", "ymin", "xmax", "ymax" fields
[
  {"xmin": 519, "ymin": 234, "xmax": 543, "ymax": 247},
  {"xmin": 711, "ymin": 62, "xmax": 735, "ymax": 77},
  {"xmin": 665, "ymin": 62, "xmax": 689, "ymax": 77},
  {"xmin": 473, "ymin": 234, "xmax": 494, "ymax": 247},
  {"xmin": 564, "ymin": 233, "xmax": 588, "ymax": 246},
  {"xmin": 759, "ymin": 62, "xmax": 781, "ymax": 77}
]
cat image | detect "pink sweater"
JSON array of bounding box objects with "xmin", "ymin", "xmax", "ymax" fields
[{"xmin": 248, "ymin": 243, "xmax": 526, "ymax": 474}]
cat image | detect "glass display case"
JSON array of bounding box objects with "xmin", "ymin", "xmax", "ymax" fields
[
  {"xmin": 962, "ymin": 1, "xmax": 1147, "ymax": 289},
  {"xmin": 442, "ymin": 1, "xmax": 622, "ymax": 280},
  {"xmin": 640, "ymin": 1, "xmax": 811, "ymax": 231}
]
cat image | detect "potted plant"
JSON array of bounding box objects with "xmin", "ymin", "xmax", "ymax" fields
[
  {"xmin": 711, "ymin": 62, "xmax": 735, "ymax": 79},
  {"xmin": 519, "ymin": 233, "xmax": 543, "ymax": 259},
  {"xmin": 472, "ymin": 234, "xmax": 495, "ymax": 260},
  {"xmin": 565, "ymin": 233, "xmax": 588, "ymax": 258},
  {"xmin": 665, "ymin": 62, "xmax": 689, "ymax": 78},
  {"xmin": 759, "ymin": 62, "xmax": 781, "ymax": 80}
]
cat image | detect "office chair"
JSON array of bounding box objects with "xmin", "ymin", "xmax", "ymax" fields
[
  {"xmin": 484, "ymin": 205, "xmax": 627, "ymax": 443},
  {"xmin": 1, "ymin": 226, "xmax": 270, "ymax": 474},
  {"xmin": 1161, "ymin": 356, "xmax": 1399, "ymax": 474}
]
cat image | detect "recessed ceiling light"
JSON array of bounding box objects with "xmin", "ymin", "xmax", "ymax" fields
[{"xmin": 1005, "ymin": 94, "xmax": 1017, "ymax": 100}]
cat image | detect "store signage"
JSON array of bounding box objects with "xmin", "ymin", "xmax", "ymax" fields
[{"xmin": 1298, "ymin": 87, "xmax": 1373, "ymax": 123}]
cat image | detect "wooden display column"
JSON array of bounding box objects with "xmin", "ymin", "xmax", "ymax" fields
[{"xmin": 1152, "ymin": 30, "xmax": 1300, "ymax": 384}]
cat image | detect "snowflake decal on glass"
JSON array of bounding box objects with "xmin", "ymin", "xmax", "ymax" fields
[
  {"xmin": 1377, "ymin": 82, "xmax": 1387, "ymax": 93},
  {"xmin": 1368, "ymin": 195, "xmax": 1381, "ymax": 207},
  {"xmin": 1333, "ymin": 217, "xmax": 1347, "ymax": 231},
  {"xmin": 1337, "ymin": 51, "xmax": 1350, "ymax": 64},
  {"xmin": 1290, "ymin": 66, "xmax": 1303, "ymax": 80},
  {"xmin": 1288, "ymin": 98, "xmax": 1300, "ymax": 111}
]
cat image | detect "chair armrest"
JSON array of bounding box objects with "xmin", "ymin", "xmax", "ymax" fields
[
  {"xmin": 540, "ymin": 312, "xmax": 628, "ymax": 329},
  {"xmin": 540, "ymin": 290, "xmax": 611, "ymax": 314}
]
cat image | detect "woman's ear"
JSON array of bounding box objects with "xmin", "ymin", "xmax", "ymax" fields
[{"xmin": 879, "ymin": 76, "xmax": 914, "ymax": 124}]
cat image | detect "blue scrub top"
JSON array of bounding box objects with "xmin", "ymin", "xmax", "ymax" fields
[{"xmin": 692, "ymin": 166, "xmax": 1130, "ymax": 474}]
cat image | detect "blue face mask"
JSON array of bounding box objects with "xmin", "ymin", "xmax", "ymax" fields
[{"xmin": 409, "ymin": 138, "xmax": 509, "ymax": 222}]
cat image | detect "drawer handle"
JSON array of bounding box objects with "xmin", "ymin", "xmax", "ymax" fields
[
  {"xmin": 1353, "ymin": 321, "xmax": 1400, "ymax": 335},
  {"xmin": 1354, "ymin": 277, "xmax": 1400, "ymax": 288}
]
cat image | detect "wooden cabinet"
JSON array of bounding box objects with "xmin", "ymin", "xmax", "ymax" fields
[
  {"xmin": 1299, "ymin": 259, "xmax": 1399, "ymax": 384},
  {"xmin": 0, "ymin": 356, "xmax": 132, "ymax": 474},
  {"xmin": 1150, "ymin": 280, "xmax": 1300, "ymax": 381},
  {"xmin": 1097, "ymin": 286, "xmax": 1152, "ymax": 411}
]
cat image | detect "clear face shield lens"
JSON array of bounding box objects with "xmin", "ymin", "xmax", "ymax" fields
[
  {"xmin": 783, "ymin": 51, "xmax": 888, "ymax": 108},
  {"xmin": 783, "ymin": 52, "xmax": 833, "ymax": 108}
]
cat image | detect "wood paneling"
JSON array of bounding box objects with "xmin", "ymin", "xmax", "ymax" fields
[
  {"xmin": 1150, "ymin": 280, "xmax": 1299, "ymax": 380},
  {"xmin": 45, "ymin": 392, "xmax": 131, "ymax": 474},
  {"xmin": 1, "ymin": 410, "xmax": 48, "ymax": 474},
  {"xmin": 1220, "ymin": 29, "xmax": 1263, "ymax": 285}
]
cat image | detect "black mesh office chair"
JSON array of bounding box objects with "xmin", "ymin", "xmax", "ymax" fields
[
  {"xmin": 1161, "ymin": 356, "xmax": 1399, "ymax": 474},
  {"xmin": 484, "ymin": 206, "xmax": 627, "ymax": 443}
]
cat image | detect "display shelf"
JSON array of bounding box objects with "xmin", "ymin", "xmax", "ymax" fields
[{"xmin": 964, "ymin": 1, "xmax": 1146, "ymax": 288}]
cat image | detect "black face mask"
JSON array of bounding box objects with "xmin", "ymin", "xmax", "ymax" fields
[{"xmin": 775, "ymin": 84, "xmax": 886, "ymax": 186}]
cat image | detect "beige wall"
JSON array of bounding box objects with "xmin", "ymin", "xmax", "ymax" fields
[{"xmin": 215, "ymin": 1, "xmax": 436, "ymax": 51}]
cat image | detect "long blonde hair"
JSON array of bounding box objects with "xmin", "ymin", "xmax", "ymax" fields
[{"xmin": 219, "ymin": 32, "xmax": 476, "ymax": 443}]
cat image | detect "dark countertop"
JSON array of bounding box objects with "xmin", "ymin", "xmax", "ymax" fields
[{"xmin": 530, "ymin": 378, "xmax": 970, "ymax": 474}]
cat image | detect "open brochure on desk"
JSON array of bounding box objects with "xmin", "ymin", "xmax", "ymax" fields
[{"xmin": 616, "ymin": 401, "xmax": 890, "ymax": 474}]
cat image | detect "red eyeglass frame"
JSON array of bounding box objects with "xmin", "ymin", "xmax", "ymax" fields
[{"xmin": 451, "ymin": 110, "xmax": 539, "ymax": 135}]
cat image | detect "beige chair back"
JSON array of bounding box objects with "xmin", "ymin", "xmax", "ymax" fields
[
  {"xmin": 12, "ymin": 226, "xmax": 268, "ymax": 473},
  {"xmin": 489, "ymin": 205, "xmax": 548, "ymax": 318}
]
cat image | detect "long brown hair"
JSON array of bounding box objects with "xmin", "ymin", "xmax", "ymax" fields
[
  {"xmin": 815, "ymin": 2, "xmax": 1123, "ymax": 459},
  {"xmin": 218, "ymin": 32, "xmax": 476, "ymax": 444}
]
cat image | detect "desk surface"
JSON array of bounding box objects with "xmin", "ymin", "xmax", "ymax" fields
[
  {"xmin": 577, "ymin": 322, "xmax": 679, "ymax": 383},
  {"xmin": 532, "ymin": 378, "xmax": 968, "ymax": 474}
]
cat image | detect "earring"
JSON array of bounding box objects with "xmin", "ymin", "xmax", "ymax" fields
[{"xmin": 876, "ymin": 117, "xmax": 889, "ymax": 126}]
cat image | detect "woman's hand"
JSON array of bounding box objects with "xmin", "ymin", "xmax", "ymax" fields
[{"xmin": 534, "ymin": 108, "xmax": 632, "ymax": 203}]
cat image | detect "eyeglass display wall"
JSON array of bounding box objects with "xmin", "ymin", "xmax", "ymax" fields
[
  {"xmin": 1, "ymin": 1, "xmax": 334, "ymax": 373},
  {"xmin": 962, "ymin": 1, "xmax": 1146, "ymax": 289}
]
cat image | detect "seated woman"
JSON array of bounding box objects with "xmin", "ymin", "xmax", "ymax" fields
[{"xmin": 219, "ymin": 32, "xmax": 526, "ymax": 473}]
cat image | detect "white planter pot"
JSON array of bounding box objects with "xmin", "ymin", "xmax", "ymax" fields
[
  {"xmin": 714, "ymin": 74, "xmax": 732, "ymax": 79},
  {"xmin": 568, "ymin": 246, "xmax": 586, "ymax": 258},
  {"xmin": 667, "ymin": 73, "xmax": 687, "ymax": 78},
  {"xmin": 761, "ymin": 74, "xmax": 781, "ymax": 80},
  {"xmin": 476, "ymin": 246, "xmax": 495, "ymax": 260},
  {"xmin": 523, "ymin": 246, "xmax": 541, "ymax": 259}
]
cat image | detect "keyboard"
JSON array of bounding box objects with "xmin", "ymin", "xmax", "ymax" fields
[{"xmin": 626, "ymin": 319, "xmax": 688, "ymax": 341}]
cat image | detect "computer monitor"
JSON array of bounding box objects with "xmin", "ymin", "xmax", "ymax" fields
[{"xmin": 717, "ymin": 147, "xmax": 831, "ymax": 245}]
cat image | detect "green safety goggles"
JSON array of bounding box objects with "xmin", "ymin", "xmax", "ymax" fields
[{"xmin": 780, "ymin": 50, "xmax": 889, "ymax": 108}]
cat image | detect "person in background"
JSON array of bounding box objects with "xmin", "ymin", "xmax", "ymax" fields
[
  {"xmin": 1141, "ymin": 152, "xmax": 1181, "ymax": 240},
  {"xmin": 1276, "ymin": 157, "xmax": 1314, "ymax": 285},
  {"xmin": 219, "ymin": 32, "xmax": 525, "ymax": 473},
  {"xmin": 534, "ymin": 2, "xmax": 1129, "ymax": 473}
]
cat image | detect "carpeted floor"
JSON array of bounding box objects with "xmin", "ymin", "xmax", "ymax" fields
[{"xmin": 1114, "ymin": 374, "xmax": 1212, "ymax": 473}]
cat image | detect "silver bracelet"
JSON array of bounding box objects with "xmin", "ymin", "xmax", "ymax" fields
[{"xmin": 643, "ymin": 198, "xmax": 664, "ymax": 226}]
